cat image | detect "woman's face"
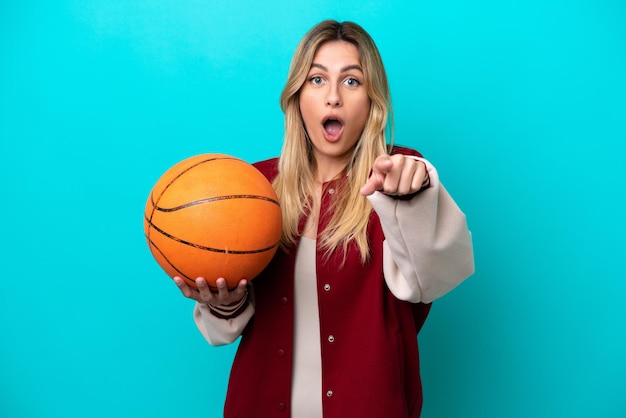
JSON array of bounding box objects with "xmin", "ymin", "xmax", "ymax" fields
[{"xmin": 299, "ymin": 40, "xmax": 371, "ymax": 170}]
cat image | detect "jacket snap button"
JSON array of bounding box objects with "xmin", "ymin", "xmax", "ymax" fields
[
  {"xmin": 328, "ymin": 188, "xmax": 335, "ymax": 194},
  {"xmin": 324, "ymin": 283, "xmax": 330, "ymax": 291},
  {"xmin": 328, "ymin": 335, "xmax": 335, "ymax": 343},
  {"xmin": 280, "ymin": 296, "xmax": 288, "ymax": 305},
  {"xmin": 326, "ymin": 390, "xmax": 333, "ymax": 397},
  {"xmin": 278, "ymin": 402, "xmax": 286, "ymax": 411}
]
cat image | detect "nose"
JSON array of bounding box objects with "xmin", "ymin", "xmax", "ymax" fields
[{"xmin": 326, "ymin": 84, "xmax": 342, "ymax": 107}]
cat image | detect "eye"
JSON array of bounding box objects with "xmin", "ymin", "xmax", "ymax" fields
[
  {"xmin": 310, "ymin": 76, "xmax": 324, "ymax": 85},
  {"xmin": 344, "ymin": 77, "xmax": 361, "ymax": 87}
]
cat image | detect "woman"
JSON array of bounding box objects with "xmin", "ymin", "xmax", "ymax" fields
[{"xmin": 173, "ymin": 20, "xmax": 474, "ymax": 418}]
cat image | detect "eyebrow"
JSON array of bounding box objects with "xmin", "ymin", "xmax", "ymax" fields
[{"xmin": 310, "ymin": 63, "xmax": 364, "ymax": 73}]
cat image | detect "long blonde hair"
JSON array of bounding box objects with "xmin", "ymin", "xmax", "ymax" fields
[{"xmin": 274, "ymin": 20, "xmax": 393, "ymax": 262}]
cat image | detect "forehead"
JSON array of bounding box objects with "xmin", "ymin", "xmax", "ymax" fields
[{"xmin": 312, "ymin": 40, "xmax": 361, "ymax": 67}]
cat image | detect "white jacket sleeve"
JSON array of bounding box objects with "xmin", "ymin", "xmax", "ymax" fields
[
  {"xmin": 367, "ymin": 157, "xmax": 474, "ymax": 303},
  {"xmin": 193, "ymin": 287, "xmax": 255, "ymax": 346}
]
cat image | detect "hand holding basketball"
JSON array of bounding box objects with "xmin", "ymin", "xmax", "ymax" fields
[{"xmin": 172, "ymin": 276, "xmax": 247, "ymax": 306}]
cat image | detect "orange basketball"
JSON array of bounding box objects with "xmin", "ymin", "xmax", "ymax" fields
[{"xmin": 144, "ymin": 154, "xmax": 282, "ymax": 290}]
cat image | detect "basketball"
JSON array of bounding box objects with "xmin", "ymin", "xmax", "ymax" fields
[{"xmin": 144, "ymin": 154, "xmax": 282, "ymax": 290}]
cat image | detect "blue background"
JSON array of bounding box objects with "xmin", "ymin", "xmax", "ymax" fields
[{"xmin": 1, "ymin": 1, "xmax": 625, "ymax": 417}]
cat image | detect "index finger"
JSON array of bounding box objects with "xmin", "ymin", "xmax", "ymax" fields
[
  {"xmin": 371, "ymin": 155, "xmax": 393, "ymax": 175},
  {"xmin": 360, "ymin": 155, "xmax": 393, "ymax": 196}
]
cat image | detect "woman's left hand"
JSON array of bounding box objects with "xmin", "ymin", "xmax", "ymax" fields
[{"xmin": 360, "ymin": 154, "xmax": 428, "ymax": 197}]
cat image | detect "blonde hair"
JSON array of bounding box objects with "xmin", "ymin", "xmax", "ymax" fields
[{"xmin": 274, "ymin": 20, "xmax": 393, "ymax": 262}]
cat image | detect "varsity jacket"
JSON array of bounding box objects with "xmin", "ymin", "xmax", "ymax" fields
[{"xmin": 194, "ymin": 147, "xmax": 475, "ymax": 417}]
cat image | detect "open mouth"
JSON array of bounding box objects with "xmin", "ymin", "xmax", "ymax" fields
[{"xmin": 322, "ymin": 117, "xmax": 344, "ymax": 140}]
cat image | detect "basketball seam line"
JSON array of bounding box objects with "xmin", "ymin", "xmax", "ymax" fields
[
  {"xmin": 144, "ymin": 214, "xmax": 280, "ymax": 254},
  {"xmin": 145, "ymin": 235, "xmax": 193, "ymax": 280},
  {"xmin": 154, "ymin": 195, "xmax": 279, "ymax": 212}
]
